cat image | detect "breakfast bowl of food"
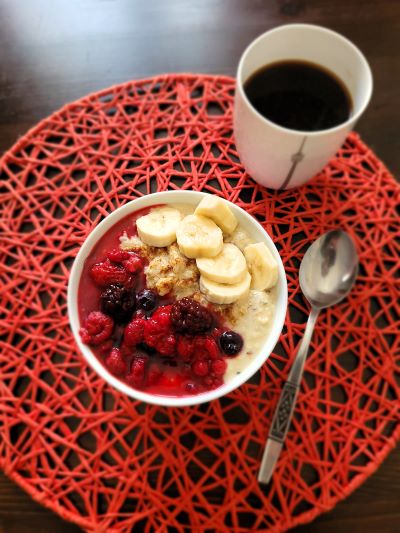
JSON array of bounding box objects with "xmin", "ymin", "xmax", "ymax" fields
[{"xmin": 68, "ymin": 190, "xmax": 287, "ymax": 406}]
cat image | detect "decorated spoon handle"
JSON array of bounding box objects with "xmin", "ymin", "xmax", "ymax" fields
[{"xmin": 258, "ymin": 307, "xmax": 320, "ymax": 484}]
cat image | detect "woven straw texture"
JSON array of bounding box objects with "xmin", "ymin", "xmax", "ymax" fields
[{"xmin": 0, "ymin": 74, "xmax": 399, "ymax": 532}]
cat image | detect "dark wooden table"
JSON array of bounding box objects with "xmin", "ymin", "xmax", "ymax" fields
[{"xmin": 0, "ymin": 1, "xmax": 398, "ymax": 531}]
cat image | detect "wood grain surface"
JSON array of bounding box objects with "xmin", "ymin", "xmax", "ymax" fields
[{"xmin": 0, "ymin": 1, "xmax": 398, "ymax": 531}]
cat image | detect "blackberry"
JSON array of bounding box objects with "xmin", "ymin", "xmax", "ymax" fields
[
  {"xmin": 170, "ymin": 297, "xmax": 214, "ymax": 334},
  {"xmin": 100, "ymin": 284, "xmax": 136, "ymax": 322},
  {"xmin": 218, "ymin": 330, "xmax": 243, "ymax": 356}
]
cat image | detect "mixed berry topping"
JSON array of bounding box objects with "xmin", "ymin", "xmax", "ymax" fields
[
  {"xmin": 79, "ymin": 242, "xmax": 244, "ymax": 396},
  {"xmin": 100, "ymin": 284, "xmax": 136, "ymax": 322},
  {"xmin": 170, "ymin": 297, "xmax": 214, "ymax": 334}
]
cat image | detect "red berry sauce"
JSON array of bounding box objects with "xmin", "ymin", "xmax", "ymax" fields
[{"xmin": 77, "ymin": 205, "xmax": 243, "ymax": 397}]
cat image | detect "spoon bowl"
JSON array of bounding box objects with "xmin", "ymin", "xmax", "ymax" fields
[{"xmin": 300, "ymin": 230, "xmax": 359, "ymax": 309}]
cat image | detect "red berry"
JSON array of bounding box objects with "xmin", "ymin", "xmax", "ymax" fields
[
  {"xmin": 192, "ymin": 336, "xmax": 220, "ymax": 361},
  {"xmin": 107, "ymin": 249, "xmax": 131, "ymax": 263},
  {"xmin": 160, "ymin": 334, "xmax": 177, "ymax": 356},
  {"xmin": 79, "ymin": 327, "xmax": 92, "ymax": 344},
  {"xmin": 203, "ymin": 337, "xmax": 219, "ymax": 360},
  {"xmin": 97, "ymin": 339, "xmax": 114, "ymax": 355},
  {"xmin": 143, "ymin": 305, "xmax": 176, "ymax": 356},
  {"xmin": 177, "ymin": 336, "xmax": 195, "ymax": 360},
  {"xmin": 211, "ymin": 358, "xmax": 227, "ymax": 376},
  {"xmin": 123, "ymin": 255, "xmax": 143, "ymax": 273},
  {"xmin": 79, "ymin": 311, "xmax": 114, "ymax": 345},
  {"xmin": 192, "ymin": 359, "xmax": 209, "ymax": 377},
  {"xmin": 124, "ymin": 317, "xmax": 146, "ymax": 346},
  {"xmin": 90, "ymin": 259, "xmax": 132, "ymax": 287},
  {"xmin": 152, "ymin": 305, "xmax": 173, "ymax": 326},
  {"xmin": 126, "ymin": 355, "xmax": 148, "ymax": 388},
  {"xmin": 105, "ymin": 347, "xmax": 127, "ymax": 376}
]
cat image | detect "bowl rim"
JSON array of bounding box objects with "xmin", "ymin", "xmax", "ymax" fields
[{"xmin": 67, "ymin": 190, "xmax": 288, "ymax": 407}]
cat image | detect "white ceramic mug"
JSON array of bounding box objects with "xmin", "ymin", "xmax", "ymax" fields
[{"xmin": 234, "ymin": 24, "xmax": 373, "ymax": 189}]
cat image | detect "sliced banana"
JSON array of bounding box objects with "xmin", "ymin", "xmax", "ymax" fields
[
  {"xmin": 136, "ymin": 207, "xmax": 182, "ymax": 247},
  {"xmin": 194, "ymin": 195, "xmax": 238, "ymax": 234},
  {"xmin": 200, "ymin": 271, "xmax": 251, "ymax": 305},
  {"xmin": 244, "ymin": 242, "xmax": 278, "ymax": 290},
  {"xmin": 196, "ymin": 243, "xmax": 247, "ymax": 285},
  {"xmin": 176, "ymin": 214, "xmax": 223, "ymax": 258}
]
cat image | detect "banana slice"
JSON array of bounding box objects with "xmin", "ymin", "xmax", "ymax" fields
[
  {"xmin": 136, "ymin": 207, "xmax": 182, "ymax": 247},
  {"xmin": 196, "ymin": 243, "xmax": 247, "ymax": 285},
  {"xmin": 200, "ymin": 272, "xmax": 251, "ymax": 305},
  {"xmin": 176, "ymin": 214, "xmax": 223, "ymax": 258},
  {"xmin": 194, "ymin": 195, "xmax": 238, "ymax": 234},
  {"xmin": 244, "ymin": 242, "xmax": 278, "ymax": 290}
]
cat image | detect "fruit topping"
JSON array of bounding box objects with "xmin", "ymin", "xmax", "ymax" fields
[
  {"xmin": 100, "ymin": 283, "xmax": 136, "ymax": 322},
  {"xmin": 218, "ymin": 330, "xmax": 244, "ymax": 356},
  {"xmin": 90, "ymin": 259, "xmax": 133, "ymax": 287},
  {"xmin": 126, "ymin": 354, "xmax": 148, "ymax": 388},
  {"xmin": 176, "ymin": 214, "xmax": 223, "ymax": 259},
  {"xmin": 244, "ymin": 242, "xmax": 278, "ymax": 290},
  {"xmin": 194, "ymin": 195, "xmax": 238, "ymax": 234},
  {"xmin": 143, "ymin": 305, "xmax": 177, "ymax": 356},
  {"xmin": 196, "ymin": 243, "xmax": 247, "ymax": 285},
  {"xmin": 105, "ymin": 347, "xmax": 127, "ymax": 376},
  {"xmin": 123, "ymin": 317, "xmax": 146, "ymax": 346},
  {"xmin": 199, "ymin": 271, "xmax": 251, "ymax": 305},
  {"xmin": 170, "ymin": 297, "xmax": 214, "ymax": 334},
  {"xmin": 136, "ymin": 289, "xmax": 158, "ymax": 312},
  {"xmin": 79, "ymin": 311, "xmax": 114, "ymax": 345},
  {"xmin": 107, "ymin": 248, "xmax": 131, "ymax": 263},
  {"xmin": 136, "ymin": 206, "xmax": 182, "ymax": 247},
  {"xmin": 122, "ymin": 254, "xmax": 143, "ymax": 273}
]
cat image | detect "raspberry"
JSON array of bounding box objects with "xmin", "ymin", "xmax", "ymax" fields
[
  {"xmin": 218, "ymin": 330, "xmax": 243, "ymax": 356},
  {"xmin": 90, "ymin": 259, "xmax": 132, "ymax": 287},
  {"xmin": 171, "ymin": 298, "xmax": 214, "ymax": 334},
  {"xmin": 192, "ymin": 359, "xmax": 209, "ymax": 377},
  {"xmin": 193, "ymin": 336, "xmax": 220, "ymax": 361},
  {"xmin": 105, "ymin": 347, "xmax": 127, "ymax": 376},
  {"xmin": 123, "ymin": 255, "xmax": 143, "ymax": 273},
  {"xmin": 177, "ymin": 336, "xmax": 195, "ymax": 361},
  {"xmin": 126, "ymin": 354, "xmax": 148, "ymax": 388},
  {"xmin": 124, "ymin": 317, "xmax": 146, "ymax": 346},
  {"xmin": 211, "ymin": 358, "xmax": 227, "ymax": 376},
  {"xmin": 204, "ymin": 376, "xmax": 223, "ymax": 390},
  {"xmin": 97, "ymin": 339, "xmax": 114, "ymax": 355},
  {"xmin": 143, "ymin": 305, "xmax": 177, "ymax": 356},
  {"xmin": 136, "ymin": 289, "xmax": 158, "ymax": 313},
  {"xmin": 161, "ymin": 334, "xmax": 177, "ymax": 357},
  {"xmin": 107, "ymin": 249, "xmax": 131, "ymax": 263},
  {"xmin": 79, "ymin": 311, "xmax": 114, "ymax": 345},
  {"xmin": 100, "ymin": 284, "xmax": 136, "ymax": 322}
]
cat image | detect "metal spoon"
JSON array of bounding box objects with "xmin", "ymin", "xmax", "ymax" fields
[{"xmin": 258, "ymin": 230, "xmax": 359, "ymax": 484}]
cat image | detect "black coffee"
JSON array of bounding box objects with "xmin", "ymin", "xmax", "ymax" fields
[{"xmin": 244, "ymin": 60, "xmax": 352, "ymax": 131}]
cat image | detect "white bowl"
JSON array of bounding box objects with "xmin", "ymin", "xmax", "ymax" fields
[{"xmin": 68, "ymin": 191, "xmax": 288, "ymax": 407}]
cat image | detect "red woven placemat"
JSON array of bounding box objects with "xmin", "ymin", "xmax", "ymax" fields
[{"xmin": 0, "ymin": 74, "xmax": 399, "ymax": 532}]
